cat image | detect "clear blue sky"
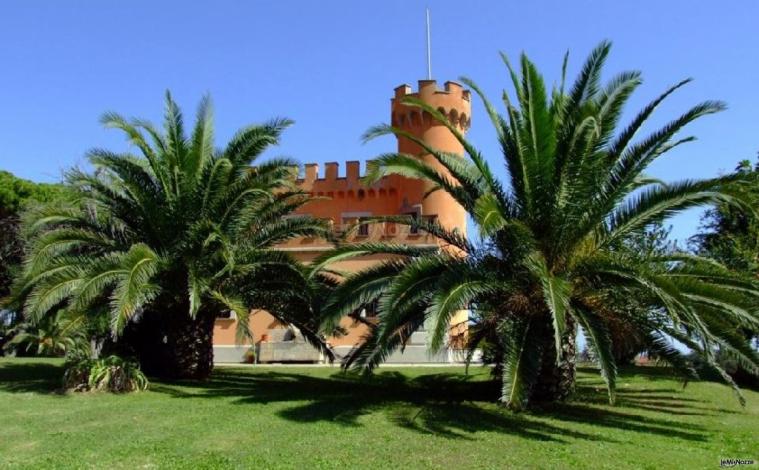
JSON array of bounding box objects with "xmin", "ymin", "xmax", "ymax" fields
[{"xmin": 1, "ymin": 1, "xmax": 757, "ymax": 242}]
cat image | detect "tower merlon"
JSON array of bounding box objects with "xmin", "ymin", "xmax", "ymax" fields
[
  {"xmin": 394, "ymin": 84, "xmax": 412, "ymax": 98},
  {"xmin": 324, "ymin": 162, "xmax": 339, "ymax": 180},
  {"xmin": 443, "ymin": 81, "xmax": 471, "ymax": 101},
  {"xmin": 418, "ymin": 79, "xmax": 438, "ymax": 96},
  {"xmin": 346, "ymin": 160, "xmax": 360, "ymax": 180},
  {"xmin": 304, "ymin": 163, "xmax": 318, "ymax": 183}
]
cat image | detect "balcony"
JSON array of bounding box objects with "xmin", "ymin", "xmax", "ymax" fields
[{"xmin": 276, "ymin": 215, "xmax": 441, "ymax": 251}]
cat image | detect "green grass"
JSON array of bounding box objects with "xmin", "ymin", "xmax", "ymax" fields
[{"xmin": 0, "ymin": 358, "xmax": 757, "ymax": 469}]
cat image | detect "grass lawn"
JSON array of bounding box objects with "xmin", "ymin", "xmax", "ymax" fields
[{"xmin": 0, "ymin": 358, "xmax": 757, "ymax": 469}]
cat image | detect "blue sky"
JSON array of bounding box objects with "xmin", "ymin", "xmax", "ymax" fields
[{"xmin": 1, "ymin": 1, "xmax": 757, "ymax": 242}]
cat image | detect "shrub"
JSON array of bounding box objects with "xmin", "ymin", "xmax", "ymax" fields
[
  {"xmin": 63, "ymin": 355, "xmax": 149, "ymax": 393},
  {"xmin": 689, "ymin": 350, "xmax": 759, "ymax": 390}
]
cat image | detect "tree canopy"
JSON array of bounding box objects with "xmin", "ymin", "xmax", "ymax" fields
[
  {"xmin": 0, "ymin": 171, "xmax": 67, "ymax": 217},
  {"xmin": 0, "ymin": 171, "xmax": 68, "ymax": 302},
  {"xmin": 692, "ymin": 156, "xmax": 759, "ymax": 273}
]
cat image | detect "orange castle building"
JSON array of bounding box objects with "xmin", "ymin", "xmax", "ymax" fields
[{"xmin": 213, "ymin": 79, "xmax": 472, "ymax": 363}]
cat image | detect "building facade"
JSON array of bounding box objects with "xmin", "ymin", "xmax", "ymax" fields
[{"xmin": 213, "ymin": 79, "xmax": 471, "ymax": 363}]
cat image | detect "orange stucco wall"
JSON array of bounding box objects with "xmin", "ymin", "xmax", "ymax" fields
[{"xmin": 213, "ymin": 79, "xmax": 471, "ymax": 352}]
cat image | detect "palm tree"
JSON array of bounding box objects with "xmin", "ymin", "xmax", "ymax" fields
[
  {"xmin": 318, "ymin": 42, "xmax": 759, "ymax": 409},
  {"xmin": 10, "ymin": 93, "xmax": 331, "ymax": 379}
]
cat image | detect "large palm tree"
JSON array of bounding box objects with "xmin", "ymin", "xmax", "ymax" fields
[
  {"xmin": 318, "ymin": 42, "xmax": 759, "ymax": 409},
  {"xmin": 10, "ymin": 93, "xmax": 331, "ymax": 379}
]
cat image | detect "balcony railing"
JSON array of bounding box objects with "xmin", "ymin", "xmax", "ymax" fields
[
  {"xmin": 338, "ymin": 215, "xmax": 438, "ymax": 242},
  {"xmin": 277, "ymin": 215, "xmax": 441, "ymax": 249}
]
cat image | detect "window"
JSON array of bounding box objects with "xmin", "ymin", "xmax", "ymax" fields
[
  {"xmin": 341, "ymin": 212, "xmax": 372, "ymax": 236},
  {"xmin": 422, "ymin": 214, "xmax": 438, "ymax": 225},
  {"xmin": 359, "ymin": 299, "xmax": 379, "ymax": 318},
  {"xmin": 341, "ymin": 217, "xmax": 354, "ymax": 233},
  {"xmin": 404, "ymin": 211, "xmax": 420, "ymax": 234},
  {"xmin": 216, "ymin": 310, "xmax": 237, "ymax": 321},
  {"xmin": 357, "ymin": 218, "xmax": 370, "ymax": 237},
  {"xmin": 384, "ymin": 221, "xmax": 397, "ymax": 237}
]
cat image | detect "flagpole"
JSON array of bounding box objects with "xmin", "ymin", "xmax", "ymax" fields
[{"xmin": 426, "ymin": 8, "xmax": 432, "ymax": 80}]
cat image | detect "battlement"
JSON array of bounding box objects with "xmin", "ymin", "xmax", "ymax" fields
[
  {"xmin": 391, "ymin": 80, "xmax": 471, "ymax": 131},
  {"xmin": 297, "ymin": 160, "xmax": 378, "ymax": 185},
  {"xmin": 393, "ymin": 80, "xmax": 471, "ymax": 101}
]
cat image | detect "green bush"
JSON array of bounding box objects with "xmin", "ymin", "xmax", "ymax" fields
[
  {"xmin": 689, "ymin": 349, "xmax": 759, "ymax": 390},
  {"xmin": 63, "ymin": 355, "xmax": 148, "ymax": 393}
]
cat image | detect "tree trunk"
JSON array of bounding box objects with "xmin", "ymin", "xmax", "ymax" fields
[
  {"xmin": 118, "ymin": 307, "xmax": 216, "ymax": 380},
  {"xmin": 530, "ymin": 316, "xmax": 576, "ymax": 404}
]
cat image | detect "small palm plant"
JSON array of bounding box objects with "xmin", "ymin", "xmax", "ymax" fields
[
  {"xmin": 319, "ymin": 42, "xmax": 759, "ymax": 409},
  {"xmin": 4, "ymin": 310, "xmax": 87, "ymax": 357},
  {"xmin": 63, "ymin": 353, "xmax": 149, "ymax": 393},
  {"xmin": 11, "ymin": 93, "xmax": 331, "ymax": 379}
]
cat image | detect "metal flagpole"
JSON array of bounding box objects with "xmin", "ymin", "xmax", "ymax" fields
[{"xmin": 426, "ymin": 8, "xmax": 432, "ymax": 79}]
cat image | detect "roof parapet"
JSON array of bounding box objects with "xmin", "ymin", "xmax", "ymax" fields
[
  {"xmin": 392, "ymin": 79, "xmax": 470, "ymax": 101},
  {"xmin": 296, "ymin": 161, "xmax": 366, "ymax": 183}
]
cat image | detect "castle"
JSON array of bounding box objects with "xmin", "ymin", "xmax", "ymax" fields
[{"xmin": 212, "ymin": 79, "xmax": 472, "ymax": 363}]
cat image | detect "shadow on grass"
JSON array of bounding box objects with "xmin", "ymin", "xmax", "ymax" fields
[
  {"xmin": 0, "ymin": 360, "xmax": 713, "ymax": 442},
  {"xmin": 574, "ymin": 367, "xmax": 739, "ymax": 416},
  {"xmin": 148, "ymin": 366, "xmax": 709, "ymax": 442},
  {"xmin": 0, "ymin": 361, "xmax": 64, "ymax": 394}
]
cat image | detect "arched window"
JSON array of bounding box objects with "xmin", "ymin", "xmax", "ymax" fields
[
  {"xmin": 422, "ymin": 111, "xmax": 433, "ymax": 125},
  {"xmin": 460, "ymin": 113, "xmax": 468, "ymax": 129},
  {"xmin": 449, "ymin": 109, "xmax": 459, "ymax": 125}
]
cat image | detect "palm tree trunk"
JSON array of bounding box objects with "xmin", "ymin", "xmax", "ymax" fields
[
  {"xmin": 119, "ymin": 306, "xmax": 216, "ymax": 380},
  {"xmin": 161, "ymin": 308, "xmax": 216, "ymax": 380},
  {"xmin": 530, "ymin": 316, "xmax": 576, "ymax": 403}
]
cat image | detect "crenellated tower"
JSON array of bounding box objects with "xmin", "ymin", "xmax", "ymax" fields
[{"xmin": 391, "ymin": 80, "xmax": 471, "ymax": 238}]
